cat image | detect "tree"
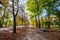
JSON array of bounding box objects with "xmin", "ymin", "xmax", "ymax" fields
[
  {"xmin": 0, "ymin": 0, "xmax": 9, "ymax": 27},
  {"xmin": 41, "ymin": 0, "xmax": 58, "ymax": 28},
  {"xmin": 54, "ymin": 10, "xmax": 60, "ymax": 27},
  {"xmin": 53, "ymin": 0, "xmax": 60, "ymax": 27},
  {"xmin": 25, "ymin": 0, "xmax": 43, "ymax": 28},
  {"xmin": 0, "ymin": 1, "xmax": 3, "ymax": 27},
  {"xmin": 12, "ymin": 0, "xmax": 19, "ymax": 33}
]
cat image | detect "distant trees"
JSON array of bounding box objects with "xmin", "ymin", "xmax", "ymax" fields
[
  {"xmin": 54, "ymin": 9, "xmax": 60, "ymax": 27},
  {"xmin": 25, "ymin": 0, "xmax": 43, "ymax": 28},
  {"xmin": 0, "ymin": 1, "xmax": 3, "ymax": 27},
  {"xmin": 26, "ymin": 0, "xmax": 60, "ymax": 28},
  {"xmin": 0, "ymin": 0, "xmax": 11, "ymax": 27},
  {"xmin": 0, "ymin": 0, "xmax": 60, "ymax": 33}
]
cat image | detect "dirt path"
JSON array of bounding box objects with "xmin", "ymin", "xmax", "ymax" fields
[
  {"xmin": 0, "ymin": 27, "xmax": 60, "ymax": 40},
  {"xmin": 16, "ymin": 28, "xmax": 48, "ymax": 40}
]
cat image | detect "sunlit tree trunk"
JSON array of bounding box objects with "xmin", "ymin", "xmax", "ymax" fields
[
  {"xmin": 37, "ymin": 14, "xmax": 41, "ymax": 28},
  {"xmin": 0, "ymin": 1, "xmax": 7, "ymax": 27},
  {"xmin": 3, "ymin": 6, "xmax": 6, "ymax": 27},
  {"xmin": 22, "ymin": 15, "xmax": 23, "ymax": 26},
  {"xmin": 34, "ymin": 15, "xmax": 38, "ymax": 27},
  {"xmin": 35, "ymin": 0, "xmax": 41, "ymax": 28},
  {"xmin": 41, "ymin": 14, "xmax": 43, "ymax": 27}
]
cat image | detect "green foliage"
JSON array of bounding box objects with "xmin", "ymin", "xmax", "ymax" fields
[
  {"xmin": 25, "ymin": 0, "xmax": 58, "ymax": 18},
  {"xmin": 0, "ymin": 0, "xmax": 12, "ymax": 27},
  {"xmin": 25, "ymin": 0, "xmax": 43, "ymax": 16}
]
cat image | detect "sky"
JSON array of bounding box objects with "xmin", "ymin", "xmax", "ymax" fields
[
  {"xmin": 56, "ymin": 6, "xmax": 60, "ymax": 11},
  {"xmin": 42, "ymin": 9, "xmax": 47, "ymax": 17}
]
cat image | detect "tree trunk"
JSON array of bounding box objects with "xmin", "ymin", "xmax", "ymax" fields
[
  {"xmin": 58, "ymin": 18, "xmax": 60, "ymax": 28},
  {"xmin": 47, "ymin": 13, "xmax": 50, "ymax": 29},
  {"xmin": 22, "ymin": 15, "xmax": 23, "ymax": 26},
  {"xmin": 41, "ymin": 14, "xmax": 43, "ymax": 27},
  {"xmin": 34, "ymin": 15, "xmax": 38, "ymax": 27},
  {"xmin": 0, "ymin": 21, "xmax": 2, "ymax": 28},
  {"xmin": 38, "ymin": 14, "xmax": 41, "ymax": 28},
  {"xmin": 13, "ymin": 16, "xmax": 16, "ymax": 33}
]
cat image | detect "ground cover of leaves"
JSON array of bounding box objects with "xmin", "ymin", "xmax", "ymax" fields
[{"xmin": 0, "ymin": 27, "xmax": 60, "ymax": 40}]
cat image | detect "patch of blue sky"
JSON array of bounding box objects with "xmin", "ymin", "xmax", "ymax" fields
[
  {"xmin": 42, "ymin": 9, "xmax": 47, "ymax": 17},
  {"xmin": 56, "ymin": 6, "xmax": 60, "ymax": 11}
]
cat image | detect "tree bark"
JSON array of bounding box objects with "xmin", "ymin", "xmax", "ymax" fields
[
  {"xmin": 38, "ymin": 14, "xmax": 41, "ymax": 28},
  {"xmin": 47, "ymin": 13, "xmax": 50, "ymax": 29},
  {"xmin": 0, "ymin": 21, "xmax": 2, "ymax": 28},
  {"xmin": 41, "ymin": 14, "xmax": 43, "ymax": 27},
  {"xmin": 13, "ymin": 16, "xmax": 16, "ymax": 33},
  {"xmin": 12, "ymin": 0, "xmax": 16, "ymax": 33},
  {"xmin": 35, "ymin": 15, "xmax": 38, "ymax": 27}
]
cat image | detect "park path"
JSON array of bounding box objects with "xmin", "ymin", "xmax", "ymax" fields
[
  {"xmin": 0, "ymin": 26, "xmax": 52, "ymax": 40},
  {"xmin": 16, "ymin": 28, "xmax": 48, "ymax": 40},
  {"xmin": 0, "ymin": 26, "xmax": 60, "ymax": 40},
  {"xmin": 0, "ymin": 25, "xmax": 32, "ymax": 31}
]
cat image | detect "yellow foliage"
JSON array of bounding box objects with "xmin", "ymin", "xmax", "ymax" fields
[
  {"xmin": 0, "ymin": 0, "xmax": 8, "ymax": 6},
  {"xmin": 16, "ymin": 15, "xmax": 23, "ymax": 25}
]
